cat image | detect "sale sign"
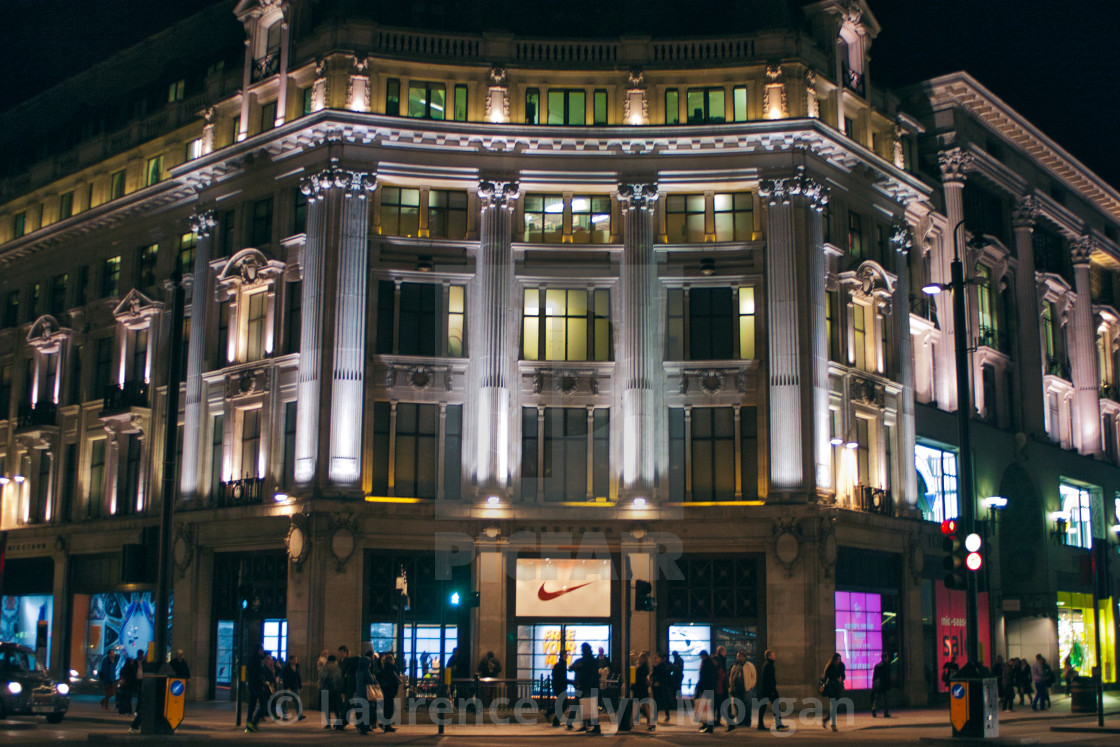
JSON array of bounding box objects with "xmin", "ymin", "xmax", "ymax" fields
[{"xmin": 935, "ymin": 586, "xmax": 990, "ymax": 691}]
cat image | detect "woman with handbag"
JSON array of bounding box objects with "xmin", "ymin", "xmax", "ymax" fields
[
  {"xmin": 820, "ymin": 653, "xmax": 846, "ymax": 732},
  {"xmin": 354, "ymin": 654, "xmax": 378, "ymax": 735},
  {"xmin": 378, "ymin": 653, "xmax": 401, "ymax": 732}
]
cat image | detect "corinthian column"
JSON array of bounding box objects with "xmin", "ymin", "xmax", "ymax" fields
[
  {"xmin": 617, "ymin": 183, "xmax": 660, "ymax": 497},
  {"xmin": 179, "ymin": 210, "xmax": 215, "ymax": 502},
  {"xmin": 892, "ymin": 223, "xmax": 918, "ymax": 513},
  {"xmin": 474, "ymin": 180, "xmax": 519, "ymax": 494},
  {"xmin": 329, "ymin": 172, "xmax": 377, "ymax": 486},
  {"xmin": 936, "ymin": 148, "xmax": 975, "ymax": 411},
  {"xmin": 805, "ymin": 180, "xmax": 830, "ymax": 495},
  {"xmin": 1070, "ymin": 236, "xmax": 1101, "ymax": 455},
  {"xmin": 1012, "ymin": 196, "xmax": 1045, "ymax": 437}
]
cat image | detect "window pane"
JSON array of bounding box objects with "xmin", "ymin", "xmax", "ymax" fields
[
  {"xmin": 593, "ymin": 90, "xmax": 607, "ymax": 125},
  {"xmin": 454, "ymin": 85, "xmax": 468, "ymax": 121},
  {"xmin": 665, "ymin": 89, "xmax": 679, "ymax": 125},
  {"xmin": 428, "ymin": 84, "xmax": 446, "ymax": 120},
  {"xmin": 569, "ymin": 91, "xmax": 586, "ymax": 126},
  {"xmin": 547, "ymin": 91, "xmax": 565, "ymax": 125},
  {"xmin": 708, "ymin": 90, "xmax": 724, "ymax": 122},
  {"xmin": 407, "ymin": 83, "xmax": 429, "ymax": 118},
  {"xmin": 733, "ymin": 86, "xmax": 747, "ymax": 122}
]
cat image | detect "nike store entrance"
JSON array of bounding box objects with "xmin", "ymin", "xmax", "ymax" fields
[{"xmin": 511, "ymin": 558, "xmax": 615, "ymax": 682}]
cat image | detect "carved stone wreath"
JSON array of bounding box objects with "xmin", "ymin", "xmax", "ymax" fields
[
  {"xmin": 172, "ymin": 523, "xmax": 194, "ymax": 578},
  {"xmin": 408, "ymin": 367, "xmax": 434, "ymax": 391},
  {"xmin": 698, "ymin": 369, "xmax": 725, "ymax": 395}
]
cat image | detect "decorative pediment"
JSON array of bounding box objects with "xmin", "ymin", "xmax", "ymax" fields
[
  {"xmin": 112, "ymin": 290, "xmax": 163, "ymax": 328},
  {"xmin": 216, "ymin": 248, "xmax": 285, "ymax": 300},
  {"xmin": 840, "ymin": 260, "xmax": 896, "ymax": 315},
  {"xmin": 26, "ymin": 315, "xmax": 71, "ymax": 352}
]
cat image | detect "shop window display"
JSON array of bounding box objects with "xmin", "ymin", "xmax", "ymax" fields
[
  {"xmin": 1057, "ymin": 591, "xmax": 1116, "ymax": 683},
  {"xmin": 515, "ymin": 623, "xmax": 609, "ymax": 683},
  {"xmin": 72, "ymin": 591, "xmax": 171, "ymax": 680},
  {"xmin": 835, "ymin": 591, "xmax": 884, "ymax": 690},
  {"xmin": 0, "ymin": 595, "xmax": 53, "ymax": 664}
]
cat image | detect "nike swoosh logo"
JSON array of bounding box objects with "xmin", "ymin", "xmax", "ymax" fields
[{"xmin": 537, "ymin": 581, "xmax": 594, "ymax": 601}]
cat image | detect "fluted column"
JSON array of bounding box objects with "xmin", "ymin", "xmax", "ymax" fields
[
  {"xmin": 474, "ymin": 180, "xmax": 520, "ymax": 494},
  {"xmin": 1012, "ymin": 196, "xmax": 1046, "ymax": 437},
  {"xmin": 807, "ymin": 183, "xmax": 831, "ymax": 494},
  {"xmin": 328, "ymin": 172, "xmax": 376, "ymax": 486},
  {"xmin": 1070, "ymin": 236, "xmax": 1101, "ymax": 455},
  {"xmin": 936, "ymin": 148, "xmax": 974, "ymax": 412},
  {"xmin": 892, "ymin": 223, "xmax": 918, "ymax": 512},
  {"xmin": 617, "ymin": 183, "xmax": 660, "ymax": 497},
  {"xmin": 179, "ymin": 210, "xmax": 215, "ymax": 502}
]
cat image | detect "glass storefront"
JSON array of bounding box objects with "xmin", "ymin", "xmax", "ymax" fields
[
  {"xmin": 667, "ymin": 623, "xmax": 757, "ymax": 694},
  {"xmin": 835, "ymin": 591, "xmax": 888, "ymax": 690},
  {"xmin": 71, "ymin": 591, "xmax": 170, "ymax": 680},
  {"xmin": 1057, "ymin": 591, "xmax": 1116, "ymax": 683},
  {"xmin": 0, "ymin": 594, "xmax": 53, "ymax": 664},
  {"xmin": 370, "ymin": 622, "xmax": 457, "ymax": 682},
  {"xmin": 516, "ymin": 623, "xmax": 610, "ymax": 683}
]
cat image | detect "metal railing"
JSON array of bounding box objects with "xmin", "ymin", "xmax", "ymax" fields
[
  {"xmin": 842, "ymin": 63, "xmax": 865, "ymax": 96},
  {"xmin": 251, "ymin": 54, "xmax": 280, "ymax": 83},
  {"xmin": 17, "ymin": 400, "xmax": 57, "ymax": 428},
  {"xmin": 1045, "ymin": 356, "xmax": 1071, "ymax": 379},
  {"xmin": 102, "ymin": 380, "xmax": 149, "ymax": 412},
  {"xmin": 216, "ymin": 476, "xmax": 265, "ymax": 508},
  {"xmin": 858, "ymin": 485, "xmax": 893, "ymax": 516}
]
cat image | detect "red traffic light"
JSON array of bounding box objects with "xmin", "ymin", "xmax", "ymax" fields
[
  {"xmin": 965, "ymin": 552, "xmax": 983, "ymax": 572},
  {"xmin": 940, "ymin": 519, "xmax": 957, "ymax": 535}
]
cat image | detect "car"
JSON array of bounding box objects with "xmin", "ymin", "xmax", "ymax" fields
[{"xmin": 0, "ymin": 642, "xmax": 70, "ymax": 723}]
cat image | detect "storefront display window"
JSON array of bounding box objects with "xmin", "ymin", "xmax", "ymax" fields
[
  {"xmin": 1059, "ymin": 482, "xmax": 1097, "ymax": 549},
  {"xmin": 934, "ymin": 586, "xmax": 989, "ymax": 692},
  {"xmin": 1057, "ymin": 591, "xmax": 1116, "ymax": 683},
  {"xmin": 834, "ymin": 592, "xmax": 885, "ymax": 690},
  {"xmin": 665, "ymin": 623, "xmax": 757, "ymax": 694},
  {"xmin": 0, "ymin": 594, "xmax": 53, "ymax": 664},
  {"xmin": 915, "ymin": 443, "xmax": 958, "ymax": 523},
  {"xmin": 515, "ymin": 623, "xmax": 610, "ymax": 683},
  {"xmin": 71, "ymin": 591, "xmax": 170, "ymax": 680},
  {"xmin": 370, "ymin": 622, "xmax": 457, "ymax": 681}
]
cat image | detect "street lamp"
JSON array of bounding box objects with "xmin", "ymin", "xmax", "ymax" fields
[{"xmin": 920, "ymin": 219, "xmax": 990, "ymax": 671}]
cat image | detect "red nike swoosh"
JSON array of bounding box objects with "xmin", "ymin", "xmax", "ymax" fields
[{"xmin": 537, "ymin": 581, "xmax": 594, "ymax": 601}]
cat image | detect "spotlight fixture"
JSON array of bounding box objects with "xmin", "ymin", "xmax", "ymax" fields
[
  {"xmin": 486, "ymin": 495, "xmax": 501, "ymax": 506},
  {"xmin": 417, "ymin": 255, "xmax": 434, "ymax": 272},
  {"xmin": 699, "ymin": 258, "xmax": 716, "ymax": 276}
]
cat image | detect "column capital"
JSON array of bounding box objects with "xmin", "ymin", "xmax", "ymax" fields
[
  {"xmin": 938, "ymin": 147, "xmax": 974, "ymax": 185},
  {"xmin": 616, "ymin": 183, "xmax": 659, "ymax": 211},
  {"xmin": 1071, "ymin": 235, "xmax": 1098, "ymax": 266},
  {"xmin": 188, "ymin": 209, "xmax": 216, "ymax": 238},
  {"xmin": 758, "ymin": 168, "xmax": 829, "ymax": 211},
  {"xmin": 477, "ymin": 179, "xmax": 520, "ymax": 210},
  {"xmin": 300, "ymin": 158, "xmax": 375, "ymax": 201},
  {"xmin": 890, "ymin": 221, "xmax": 913, "ymax": 255},
  {"xmin": 1012, "ymin": 195, "xmax": 1042, "ymax": 229}
]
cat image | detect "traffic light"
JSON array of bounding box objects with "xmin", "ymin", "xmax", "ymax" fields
[
  {"xmin": 449, "ymin": 591, "xmax": 461, "ymax": 607},
  {"xmin": 448, "ymin": 590, "xmax": 480, "ymax": 608},
  {"xmin": 964, "ymin": 533, "xmax": 983, "ymax": 572},
  {"xmin": 634, "ymin": 580, "xmax": 653, "ymax": 611},
  {"xmin": 238, "ymin": 584, "xmax": 252, "ymax": 611},
  {"xmin": 941, "ymin": 520, "xmax": 966, "ymax": 590}
]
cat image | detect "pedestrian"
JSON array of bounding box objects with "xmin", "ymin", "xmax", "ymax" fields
[
  {"xmin": 651, "ymin": 652, "xmax": 673, "ymax": 725},
  {"xmin": 728, "ymin": 649, "xmax": 755, "ymax": 731},
  {"xmin": 871, "ymin": 652, "xmax": 891, "ymax": 718},
  {"xmin": 941, "ymin": 657, "xmax": 959, "ymax": 690},
  {"xmin": 316, "ymin": 649, "xmax": 329, "ymax": 676},
  {"xmin": 999, "ymin": 657, "xmax": 1015, "ymax": 712},
  {"xmin": 670, "ymin": 651, "xmax": 685, "ymax": 708},
  {"xmin": 99, "ymin": 649, "xmax": 118, "ymax": 711},
  {"xmin": 1031, "ymin": 653, "xmax": 1048, "ymax": 711},
  {"xmin": 318, "ymin": 654, "xmax": 343, "ymax": 729},
  {"xmin": 377, "ymin": 652, "xmax": 400, "ymax": 732},
  {"xmin": 711, "ymin": 645, "xmax": 728, "ymax": 728},
  {"xmin": 1062, "ymin": 656, "xmax": 1076, "ymax": 697},
  {"xmin": 117, "ymin": 654, "xmax": 140, "ymax": 715},
  {"xmin": 282, "ymin": 655, "xmax": 305, "ymax": 720},
  {"xmin": 633, "ymin": 650, "xmax": 654, "ymax": 730},
  {"xmin": 263, "ymin": 653, "xmax": 280, "ymax": 719},
  {"xmin": 169, "ymin": 649, "xmax": 191, "ymax": 683},
  {"xmin": 354, "ymin": 653, "xmax": 375, "ymax": 734},
  {"xmin": 820, "ymin": 652, "xmax": 846, "ymax": 731},
  {"xmin": 337, "ymin": 645, "xmax": 358, "ymax": 730},
  {"xmin": 127, "ymin": 663, "xmax": 144, "ymax": 734},
  {"xmin": 571, "ymin": 642, "xmax": 601, "ymax": 734},
  {"xmin": 1040, "ymin": 655, "xmax": 1054, "ymax": 709},
  {"xmin": 694, "ymin": 649, "xmax": 717, "ymax": 734},
  {"xmin": 1015, "ymin": 658, "xmax": 1033, "ymax": 705},
  {"xmin": 551, "ymin": 649, "xmax": 572, "ymax": 728},
  {"xmin": 756, "ymin": 649, "xmax": 788, "ymax": 731},
  {"xmin": 244, "ymin": 644, "xmax": 268, "ymax": 733}
]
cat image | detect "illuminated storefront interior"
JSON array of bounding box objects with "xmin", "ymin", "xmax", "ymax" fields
[{"xmin": 1057, "ymin": 591, "xmax": 1115, "ymax": 683}]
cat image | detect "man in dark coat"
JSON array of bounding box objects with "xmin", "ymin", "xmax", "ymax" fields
[
  {"xmin": 337, "ymin": 645, "xmax": 359, "ymax": 730},
  {"xmin": 756, "ymin": 649, "xmax": 788, "ymax": 731},
  {"xmin": 282, "ymin": 655, "xmax": 306, "ymax": 720},
  {"xmin": 244, "ymin": 644, "xmax": 268, "ymax": 733},
  {"xmin": 695, "ymin": 650, "xmax": 718, "ymax": 733},
  {"xmin": 551, "ymin": 649, "xmax": 571, "ymax": 727},
  {"xmin": 871, "ymin": 653, "xmax": 891, "ymax": 717},
  {"xmin": 571, "ymin": 643, "xmax": 601, "ymax": 734}
]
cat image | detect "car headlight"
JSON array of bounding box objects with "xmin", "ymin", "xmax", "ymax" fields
[
  {"xmin": 7, "ymin": 681, "xmax": 22, "ymax": 695},
  {"xmin": 69, "ymin": 669, "xmax": 79, "ymax": 680},
  {"xmin": 56, "ymin": 683, "xmax": 70, "ymax": 696}
]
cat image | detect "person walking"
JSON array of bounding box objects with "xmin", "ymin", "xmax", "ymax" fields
[
  {"xmin": 337, "ymin": 645, "xmax": 359, "ymax": 730},
  {"xmin": 756, "ymin": 650, "xmax": 787, "ymax": 731},
  {"xmin": 1040, "ymin": 656, "xmax": 1053, "ymax": 709},
  {"xmin": 1031, "ymin": 654, "xmax": 1048, "ymax": 711},
  {"xmin": 633, "ymin": 651, "xmax": 654, "ymax": 730},
  {"xmin": 117, "ymin": 654, "xmax": 140, "ymax": 715},
  {"xmin": 1062, "ymin": 656, "xmax": 1076, "ymax": 697},
  {"xmin": 169, "ymin": 650, "xmax": 191, "ymax": 684},
  {"xmin": 377, "ymin": 652, "xmax": 401, "ymax": 732},
  {"xmin": 728, "ymin": 650, "xmax": 755, "ymax": 731},
  {"xmin": 670, "ymin": 651, "xmax": 685, "ymax": 710},
  {"xmin": 318, "ymin": 654, "xmax": 343, "ymax": 729},
  {"xmin": 282, "ymin": 655, "xmax": 306, "ymax": 720},
  {"xmin": 1015, "ymin": 658, "xmax": 1033, "ymax": 705},
  {"xmin": 651, "ymin": 652, "xmax": 673, "ymax": 725},
  {"xmin": 820, "ymin": 653, "xmax": 846, "ymax": 731},
  {"xmin": 551, "ymin": 649, "xmax": 572, "ymax": 728},
  {"xmin": 244, "ymin": 644, "xmax": 268, "ymax": 733},
  {"xmin": 694, "ymin": 650, "xmax": 717, "ymax": 734},
  {"xmin": 871, "ymin": 652, "xmax": 891, "ymax": 718},
  {"xmin": 999, "ymin": 657, "xmax": 1016, "ymax": 712},
  {"xmin": 99, "ymin": 649, "xmax": 119, "ymax": 711},
  {"xmin": 571, "ymin": 642, "xmax": 601, "ymax": 734},
  {"xmin": 353, "ymin": 653, "xmax": 376, "ymax": 734},
  {"xmin": 263, "ymin": 654, "xmax": 280, "ymax": 720},
  {"xmin": 711, "ymin": 645, "xmax": 729, "ymax": 728}
]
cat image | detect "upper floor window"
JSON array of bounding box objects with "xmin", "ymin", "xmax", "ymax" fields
[
  {"xmin": 848, "ymin": 211, "xmax": 863, "ymax": 258},
  {"xmin": 713, "ymin": 192, "xmax": 753, "ymax": 241},
  {"xmin": 666, "ymin": 194, "xmax": 705, "ymax": 243},
  {"xmin": 525, "ymin": 88, "xmax": 540, "ymax": 125},
  {"xmin": 686, "ymin": 88, "xmax": 725, "ymax": 124},
  {"xmin": 110, "ymin": 169, "xmax": 126, "ymax": 200},
  {"xmin": 428, "ymin": 190, "xmax": 467, "ymax": 240},
  {"xmin": 1042, "ymin": 300, "xmax": 1068, "ymax": 377},
  {"xmin": 49, "ymin": 274, "xmax": 68, "ymax": 316},
  {"xmin": 547, "ymin": 89, "xmax": 586, "ymax": 125},
  {"xmin": 59, "ymin": 192, "xmax": 74, "ymax": 220},
  {"xmin": 260, "ymin": 101, "xmax": 277, "ymax": 132},
  {"xmin": 12, "ymin": 211, "xmax": 26, "ymax": 238},
  {"xmin": 101, "ymin": 256, "xmax": 121, "ymax": 298},
  {"xmin": 975, "ymin": 264, "xmax": 1001, "ymax": 350},
  {"xmin": 145, "ymin": 156, "xmax": 163, "ymax": 187},
  {"xmin": 523, "ymin": 194, "xmax": 563, "ymax": 242},
  {"xmin": 375, "ymin": 281, "xmax": 466, "ymax": 357},
  {"xmin": 168, "ymin": 78, "xmax": 186, "ymax": 103},
  {"xmin": 371, "ymin": 401, "xmax": 463, "ymax": 499},
  {"xmin": 732, "ymin": 86, "xmax": 748, "ymax": 122},
  {"xmin": 453, "ymin": 85, "xmax": 468, "ymax": 121},
  {"xmin": 385, "ymin": 78, "xmax": 401, "ymax": 116},
  {"xmin": 668, "ymin": 405, "xmax": 759, "ymax": 501},
  {"xmin": 593, "ymin": 90, "xmax": 607, "ymax": 125},
  {"xmin": 380, "ymin": 187, "xmax": 420, "ymax": 237},
  {"xmin": 178, "ymin": 232, "xmax": 197, "ymax": 275},
  {"xmin": 915, "ymin": 443, "xmax": 958, "ymax": 523},
  {"xmin": 1059, "ymin": 482, "xmax": 1096, "ymax": 549},
  {"xmin": 245, "ymin": 291, "xmax": 268, "ymax": 362},
  {"xmin": 522, "ymin": 407, "xmax": 610, "ymax": 502},
  {"xmin": 408, "ymin": 81, "xmax": 446, "ymax": 120},
  {"xmin": 666, "ymin": 286, "xmax": 756, "ymax": 361},
  {"xmin": 665, "ymin": 89, "xmax": 680, "ymax": 125},
  {"xmin": 292, "ymin": 187, "xmax": 308, "ymax": 236},
  {"xmin": 136, "ymin": 244, "xmax": 158, "ymax": 291},
  {"xmin": 250, "ymin": 197, "xmax": 273, "ymax": 246},
  {"xmin": 524, "ymin": 194, "xmax": 611, "ymax": 244},
  {"xmin": 522, "ymin": 288, "xmax": 610, "ymax": 362}
]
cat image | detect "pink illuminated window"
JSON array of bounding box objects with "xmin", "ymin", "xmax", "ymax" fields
[{"xmin": 834, "ymin": 591, "xmax": 883, "ymax": 690}]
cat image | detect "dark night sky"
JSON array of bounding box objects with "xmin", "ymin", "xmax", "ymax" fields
[{"xmin": 2, "ymin": 0, "xmax": 1118, "ymax": 188}]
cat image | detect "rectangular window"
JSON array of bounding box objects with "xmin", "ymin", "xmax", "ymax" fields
[
  {"xmin": 666, "ymin": 194, "xmax": 706, "ymax": 243},
  {"xmin": 210, "ymin": 414, "xmax": 225, "ymax": 499},
  {"xmin": 217, "ymin": 209, "xmax": 235, "ymax": 259},
  {"xmin": 293, "ymin": 187, "xmax": 308, "ymax": 235},
  {"xmin": 302, "ymin": 87, "xmax": 313, "ymax": 115},
  {"xmin": 132, "ymin": 329, "xmax": 148, "ymax": 384},
  {"xmin": 118, "ymin": 435, "xmax": 141, "ymax": 515},
  {"xmin": 428, "ymin": 189, "xmax": 467, "ymax": 239},
  {"xmin": 376, "ymin": 281, "xmax": 466, "ymax": 357},
  {"xmin": 445, "ymin": 404, "xmax": 463, "ymax": 499},
  {"xmin": 738, "ymin": 287, "xmax": 756, "ymax": 359},
  {"xmin": 395, "ymin": 402, "xmax": 439, "ymax": 498},
  {"xmin": 525, "ymin": 88, "xmax": 540, "ymax": 125},
  {"xmin": 216, "ymin": 301, "xmax": 230, "ymax": 368},
  {"xmin": 539, "ymin": 408, "xmax": 601, "ymax": 501},
  {"xmin": 101, "ymin": 256, "xmax": 120, "ymax": 298},
  {"xmin": 570, "ymin": 195, "xmax": 611, "ymax": 243},
  {"xmin": 282, "ymin": 401, "xmax": 297, "ymax": 488},
  {"xmin": 713, "ymin": 192, "xmax": 753, "ymax": 241},
  {"xmin": 380, "ymin": 187, "xmax": 421, "ymax": 237},
  {"xmin": 447, "ymin": 285, "xmax": 465, "ymax": 357},
  {"xmin": 0, "ymin": 364, "xmax": 11, "ymax": 418},
  {"xmin": 665, "ymin": 88, "xmax": 679, "ymax": 125},
  {"xmin": 59, "ymin": 192, "xmax": 74, "ymax": 220},
  {"xmin": 848, "ymin": 211, "xmax": 863, "ymax": 258},
  {"xmin": 239, "ymin": 408, "xmax": 261, "ymax": 480},
  {"xmin": 593, "ymin": 89, "xmax": 607, "ymax": 125},
  {"xmin": 732, "ymin": 86, "xmax": 748, "ymax": 122},
  {"xmin": 686, "ymin": 87, "xmax": 725, "ymax": 124},
  {"xmin": 844, "ymin": 116, "xmax": 855, "ymax": 137},
  {"xmin": 522, "ymin": 288, "xmax": 610, "ymax": 362},
  {"xmin": 453, "ymin": 84, "xmax": 468, "ymax": 121},
  {"xmin": 1043, "ymin": 301, "xmax": 1056, "ymax": 361},
  {"xmin": 2, "ymin": 291, "xmax": 17, "ymax": 328},
  {"xmin": 915, "ymin": 443, "xmax": 958, "ymax": 523},
  {"xmin": 522, "ymin": 194, "xmax": 564, "ymax": 243},
  {"xmin": 12, "ymin": 211, "xmax": 26, "ymax": 238},
  {"xmin": 178, "ymin": 231, "xmax": 197, "ymax": 275},
  {"xmin": 168, "ymin": 78, "xmax": 186, "ymax": 102},
  {"xmin": 145, "ymin": 156, "xmax": 163, "ymax": 187},
  {"xmin": 88, "ymin": 439, "xmax": 106, "ymax": 517},
  {"xmin": 136, "ymin": 244, "xmax": 158, "ymax": 290},
  {"xmin": 94, "ymin": 337, "xmax": 112, "ymax": 397},
  {"xmin": 1060, "ymin": 482, "xmax": 1095, "ymax": 549},
  {"xmin": 690, "ymin": 407, "xmax": 735, "ymax": 500},
  {"xmin": 260, "ymin": 101, "xmax": 277, "ymax": 132},
  {"xmin": 386, "ymin": 78, "xmax": 400, "ymax": 116},
  {"xmin": 74, "ymin": 265, "xmax": 88, "ymax": 307},
  {"xmin": 232, "ymin": 115, "xmax": 241, "ymax": 142},
  {"xmin": 407, "ymin": 81, "xmax": 446, "ymax": 120},
  {"xmin": 246, "ymin": 292, "xmax": 268, "ymax": 362},
  {"xmin": 110, "ymin": 170, "xmax": 126, "ymax": 200},
  {"xmin": 852, "ymin": 303, "xmax": 867, "ymax": 370},
  {"xmin": 49, "ymin": 274, "xmax": 68, "ymax": 316},
  {"xmin": 689, "ymin": 287, "xmax": 734, "ymax": 360},
  {"xmin": 976, "ymin": 264, "xmax": 998, "ymax": 349},
  {"xmin": 30, "ymin": 283, "xmax": 40, "ymax": 319},
  {"xmin": 834, "ymin": 591, "xmax": 887, "ymax": 690},
  {"xmin": 286, "ymin": 280, "xmax": 302, "ymax": 354},
  {"xmin": 69, "ymin": 342, "xmax": 83, "ymax": 404},
  {"xmin": 250, "ymin": 196, "xmax": 273, "ymax": 246},
  {"xmin": 547, "ymin": 89, "xmax": 586, "ymax": 126},
  {"xmin": 186, "ymin": 138, "xmax": 203, "ymax": 161}
]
